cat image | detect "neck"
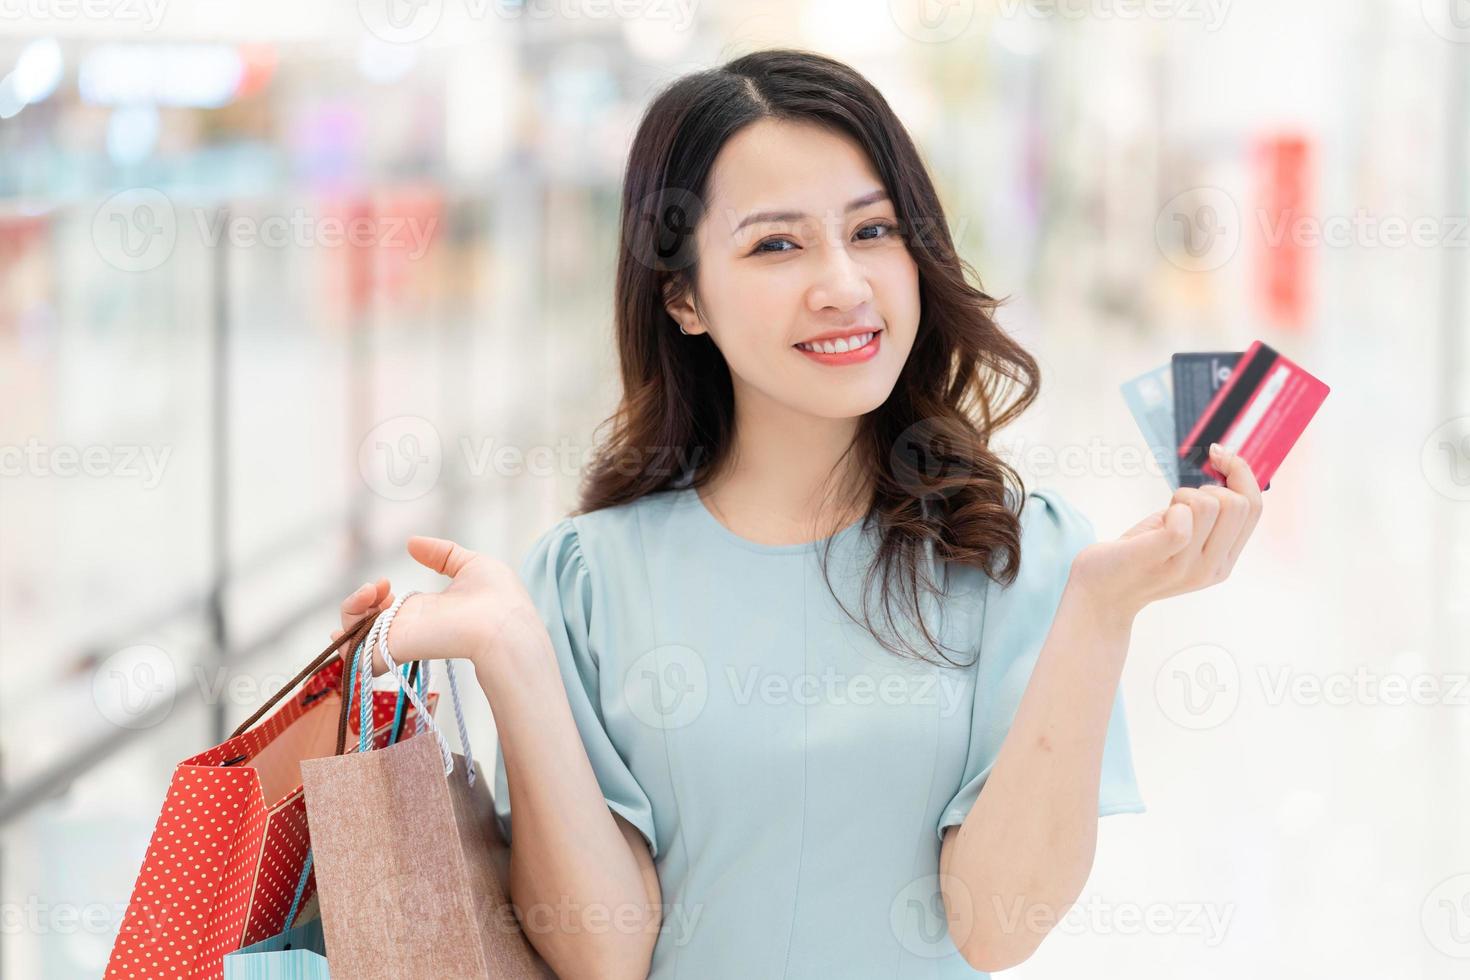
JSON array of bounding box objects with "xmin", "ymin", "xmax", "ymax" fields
[{"xmin": 699, "ymin": 382, "xmax": 869, "ymax": 542}]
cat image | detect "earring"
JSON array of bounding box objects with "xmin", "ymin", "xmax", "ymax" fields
[{"xmin": 678, "ymin": 324, "xmax": 690, "ymax": 336}]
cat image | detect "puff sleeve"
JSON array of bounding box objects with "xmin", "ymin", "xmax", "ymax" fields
[
  {"xmin": 935, "ymin": 488, "xmax": 1146, "ymax": 842},
  {"xmin": 492, "ymin": 517, "xmax": 660, "ymax": 858}
]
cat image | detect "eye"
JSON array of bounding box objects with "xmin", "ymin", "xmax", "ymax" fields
[
  {"xmin": 856, "ymin": 220, "xmax": 899, "ymax": 242},
  {"xmin": 752, "ymin": 236, "xmax": 797, "ymax": 255}
]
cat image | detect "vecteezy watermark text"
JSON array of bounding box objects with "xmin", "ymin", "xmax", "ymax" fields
[{"xmin": 0, "ymin": 439, "xmax": 171, "ymax": 488}]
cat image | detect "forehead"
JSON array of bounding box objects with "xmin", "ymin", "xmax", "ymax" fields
[{"xmin": 703, "ymin": 118, "xmax": 884, "ymax": 218}]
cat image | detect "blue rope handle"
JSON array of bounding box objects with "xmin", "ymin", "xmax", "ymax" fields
[{"xmin": 285, "ymin": 850, "xmax": 313, "ymax": 928}]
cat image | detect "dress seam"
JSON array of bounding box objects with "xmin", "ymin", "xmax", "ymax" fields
[{"xmin": 779, "ymin": 553, "xmax": 810, "ymax": 979}]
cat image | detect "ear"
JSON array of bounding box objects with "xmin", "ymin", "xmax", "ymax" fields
[{"xmin": 661, "ymin": 276, "xmax": 705, "ymax": 337}]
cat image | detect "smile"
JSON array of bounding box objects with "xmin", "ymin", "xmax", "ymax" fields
[
  {"xmin": 793, "ymin": 329, "xmax": 882, "ymax": 365},
  {"xmin": 795, "ymin": 330, "xmax": 877, "ymax": 353}
]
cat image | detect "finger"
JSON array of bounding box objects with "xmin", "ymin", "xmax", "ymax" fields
[
  {"xmin": 369, "ymin": 591, "xmax": 415, "ymax": 676},
  {"xmin": 1168, "ymin": 488, "xmax": 1219, "ymax": 562},
  {"xmin": 337, "ymin": 591, "xmax": 404, "ymax": 676},
  {"xmin": 1210, "ymin": 443, "xmax": 1262, "ymax": 507},
  {"xmin": 1153, "ymin": 500, "xmax": 1194, "ymax": 558},
  {"xmin": 1212, "ymin": 446, "xmax": 1264, "ymax": 567},
  {"xmin": 1126, "ymin": 500, "xmax": 1193, "ymax": 560},
  {"xmin": 408, "ymin": 536, "xmax": 481, "ymax": 578},
  {"xmin": 1199, "ymin": 485, "xmax": 1249, "ymax": 576},
  {"xmin": 339, "ymin": 580, "xmax": 379, "ymax": 633}
]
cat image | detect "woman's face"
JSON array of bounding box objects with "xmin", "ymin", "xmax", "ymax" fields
[{"xmin": 664, "ymin": 118, "xmax": 921, "ymax": 421}]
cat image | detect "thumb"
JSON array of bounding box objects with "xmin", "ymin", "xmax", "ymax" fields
[{"xmin": 407, "ymin": 535, "xmax": 481, "ymax": 579}]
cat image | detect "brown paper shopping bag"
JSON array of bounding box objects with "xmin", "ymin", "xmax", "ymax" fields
[{"xmin": 300, "ymin": 590, "xmax": 555, "ymax": 980}]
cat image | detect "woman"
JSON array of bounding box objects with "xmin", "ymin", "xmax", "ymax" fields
[{"xmin": 332, "ymin": 48, "xmax": 1261, "ymax": 979}]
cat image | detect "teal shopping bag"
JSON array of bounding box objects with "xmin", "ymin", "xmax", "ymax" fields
[{"xmin": 221, "ymin": 918, "xmax": 328, "ymax": 980}]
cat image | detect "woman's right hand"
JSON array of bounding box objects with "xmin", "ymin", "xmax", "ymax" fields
[{"xmin": 330, "ymin": 536, "xmax": 542, "ymax": 675}]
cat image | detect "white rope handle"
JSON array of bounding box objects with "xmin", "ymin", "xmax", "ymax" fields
[{"xmin": 374, "ymin": 590, "xmax": 478, "ymax": 786}]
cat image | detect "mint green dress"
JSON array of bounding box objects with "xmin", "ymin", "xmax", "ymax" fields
[{"xmin": 492, "ymin": 485, "xmax": 1145, "ymax": 978}]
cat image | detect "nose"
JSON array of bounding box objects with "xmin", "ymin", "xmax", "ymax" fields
[{"xmin": 806, "ymin": 243, "xmax": 874, "ymax": 314}]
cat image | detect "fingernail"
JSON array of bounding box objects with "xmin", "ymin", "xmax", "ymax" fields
[
  {"xmin": 359, "ymin": 581, "xmax": 373, "ymax": 593},
  {"xmin": 1209, "ymin": 442, "xmax": 1224, "ymax": 458}
]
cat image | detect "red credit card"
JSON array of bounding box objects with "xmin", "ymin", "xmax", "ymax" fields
[{"xmin": 1177, "ymin": 340, "xmax": 1329, "ymax": 488}]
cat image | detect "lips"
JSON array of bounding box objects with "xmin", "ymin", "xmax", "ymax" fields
[
  {"xmin": 793, "ymin": 327, "xmax": 883, "ymax": 354},
  {"xmin": 793, "ymin": 329, "xmax": 883, "ymax": 365}
]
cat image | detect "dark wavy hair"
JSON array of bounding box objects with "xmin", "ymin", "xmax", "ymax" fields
[{"xmin": 573, "ymin": 47, "xmax": 1040, "ymax": 668}]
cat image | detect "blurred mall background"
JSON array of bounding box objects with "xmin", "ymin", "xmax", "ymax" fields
[{"xmin": 1, "ymin": 0, "xmax": 1468, "ymax": 976}]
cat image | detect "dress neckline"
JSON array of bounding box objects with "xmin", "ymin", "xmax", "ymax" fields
[{"xmin": 681, "ymin": 486, "xmax": 869, "ymax": 555}]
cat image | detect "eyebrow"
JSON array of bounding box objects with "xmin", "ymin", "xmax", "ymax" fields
[{"xmin": 731, "ymin": 188, "xmax": 890, "ymax": 235}]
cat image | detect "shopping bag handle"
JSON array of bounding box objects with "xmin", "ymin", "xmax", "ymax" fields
[
  {"xmin": 228, "ymin": 608, "xmax": 385, "ymax": 741},
  {"xmin": 350, "ymin": 590, "xmax": 479, "ymax": 787},
  {"xmin": 332, "ymin": 619, "xmax": 424, "ymax": 757}
]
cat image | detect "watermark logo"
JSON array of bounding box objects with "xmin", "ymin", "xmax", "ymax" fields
[
  {"xmin": 1160, "ymin": 188, "xmax": 1470, "ymax": 272},
  {"xmin": 92, "ymin": 644, "xmax": 176, "ymax": 730},
  {"xmin": 624, "ymin": 187, "xmax": 705, "ymax": 273},
  {"xmin": 997, "ymin": 0, "xmax": 1231, "ymax": 30},
  {"xmin": 0, "ymin": 440, "xmax": 172, "ymax": 488},
  {"xmin": 1422, "ymin": 0, "xmax": 1470, "ymax": 44},
  {"xmin": 888, "ymin": 0, "xmax": 976, "ymax": 44},
  {"xmin": 1423, "ymin": 873, "xmax": 1470, "ymax": 958},
  {"xmin": 92, "ymin": 189, "xmax": 440, "ymax": 272},
  {"xmin": 359, "ymin": 0, "xmax": 444, "ymax": 43},
  {"xmin": 1154, "ymin": 642, "xmax": 1240, "ymax": 730},
  {"xmin": 890, "ymin": 418, "xmax": 975, "ymax": 503},
  {"xmin": 90, "ymin": 653, "xmax": 374, "ymax": 731},
  {"xmin": 193, "ymin": 208, "xmax": 438, "ymax": 259},
  {"xmin": 92, "ymin": 187, "xmax": 177, "ymax": 272},
  {"xmin": 0, "ymin": 0, "xmax": 169, "ymax": 30},
  {"xmin": 994, "ymin": 433, "xmax": 1176, "ymax": 483},
  {"xmin": 988, "ymin": 893, "xmax": 1235, "ymax": 945},
  {"xmin": 890, "ymin": 873, "xmax": 970, "ymax": 959},
  {"xmin": 0, "ymin": 897, "xmax": 129, "ymax": 936},
  {"xmin": 1422, "ymin": 416, "xmax": 1470, "ymax": 501},
  {"xmin": 724, "ymin": 664, "xmax": 969, "ymax": 716},
  {"xmin": 624, "ymin": 644, "xmax": 708, "ymax": 731},
  {"xmin": 358, "ymin": 416, "xmax": 443, "ymax": 501},
  {"xmin": 359, "ymin": 0, "xmax": 698, "ymax": 45},
  {"xmin": 1155, "ymin": 645, "xmax": 1470, "ymax": 730},
  {"xmin": 1156, "ymin": 186, "xmax": 1241, "ymax": 273}
]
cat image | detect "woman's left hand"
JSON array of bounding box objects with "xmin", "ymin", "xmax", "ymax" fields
[{"xmin": 1068, "ymin": 443, "xmax": 1264, "ymax": 621}]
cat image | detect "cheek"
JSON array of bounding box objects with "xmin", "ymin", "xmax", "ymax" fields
[
  {"xmin": 695, "ymin": 260, "xmax": 794, "ymax": 359},
  {"xmin": 869, "ymin": 251, "xmax": 921, "ymax": 328}
]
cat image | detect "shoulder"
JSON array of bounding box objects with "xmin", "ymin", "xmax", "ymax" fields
[
  {"xmin": 515, "ymin": 493, "xmax": 683, "ymax": 657},
  {"xmin": 517, "ymin": 490, "xmax": 683, "ymax": 583},
  {"xmin": 996, "ymin": 485, "xmax": 1098, "ymax": 600}
]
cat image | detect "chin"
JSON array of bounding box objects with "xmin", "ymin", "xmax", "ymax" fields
[{"xmin": 792, "ymin": 384, "xmax": 895, "ymax": 421}]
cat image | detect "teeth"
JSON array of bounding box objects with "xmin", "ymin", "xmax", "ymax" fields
[{"xmin": 797, "ymin": 331, "xmax": 875, "ymax": 354}]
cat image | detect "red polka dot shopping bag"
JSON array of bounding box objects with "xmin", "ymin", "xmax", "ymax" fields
[{"xmin": 105, "ymin": 609, "xmax": 432, "ymax": 980}]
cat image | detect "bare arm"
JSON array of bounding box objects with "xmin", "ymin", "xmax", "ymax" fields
[
  {"xmin": 482, "ymin": 611, "xmax": 661, "ymax": 980},
  {"xmin": 942, "ymin": 446, "xmax": 1263, "ymax": 970},
  {"xmin": 938, "ymin": 582, "xmax": 1131, "ymax": 970}
]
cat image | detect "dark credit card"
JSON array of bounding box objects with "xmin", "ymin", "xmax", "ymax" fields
[
  {"xmin": 1177, "ymin": 340, "xmax": 1330, "ymax": 489},
  {"xmin": 1172, "ymin": 352, "xmax": 1240, "ymax": 488}
]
